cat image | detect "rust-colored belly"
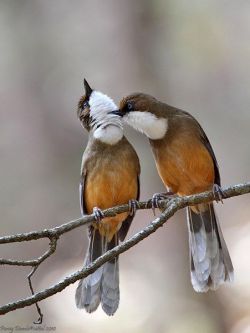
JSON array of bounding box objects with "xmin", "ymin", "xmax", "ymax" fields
[
  {"xmin": 154, "ymin": 137, "xmax": 215, "ymax": 196},
  {"xmin": 85, "ymin": 164, "xmax": 138, "ymax": 240}
]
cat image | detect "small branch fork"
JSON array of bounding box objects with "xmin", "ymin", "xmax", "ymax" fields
[{"xmin": 0, "ymin": 182, "xmax": 249, "ymax": 321}]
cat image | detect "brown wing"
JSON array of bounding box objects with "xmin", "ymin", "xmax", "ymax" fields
[
  {"xmin": 79, "ymin": 172, "xmax": 88, "ymax": 215},
  {"xmin": 199, "ymin": 127, "xmax": 221, "ymax": 186},
  {"xmin": 79, "ymin": 138, "xmax": 92, "ymax": 215},
  {"xmin": 180, "ymin": 110, "xmax": 221, "ymax": 186}
]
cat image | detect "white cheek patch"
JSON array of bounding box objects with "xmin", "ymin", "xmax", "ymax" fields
[
  {"xmin": 88, "ymin": 90, "xmax": 123, "ymax": 144},
  {"xmin": 124, "ymin": 111, "xmax": 168, "ymax": 140},
  {"xmin": 89, "ymin": 91, "xmax": 117, "ymax": 120}
]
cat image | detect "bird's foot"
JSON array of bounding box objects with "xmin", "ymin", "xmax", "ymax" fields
[
  {"xmin": 128, "ymin": 199, "xmax": 139, "ymax": 216},
  {"xmin": 213, "ymin": 184, "xmax": 224, "ymax": 203},
  {"xmin": 150, "ymin": 191, "xmax": 175, "ymax": 215},
  {"xmin": 93, "ymin": 207, "xmax": 105, "ymax": 223}
]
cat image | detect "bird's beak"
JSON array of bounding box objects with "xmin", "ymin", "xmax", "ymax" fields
[
  {"xmin": 83, "ymin": 78, "xmax": 93, "ymax": 98},
  {"xmin": 109, "ymin": 110, "xmax": 123, "ymax": 117}
]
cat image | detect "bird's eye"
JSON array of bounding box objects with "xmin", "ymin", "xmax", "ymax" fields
[
  {"xmin": 127, "ymin": 102, "xmax": 134, "ymax": 111},
  {"xmin": 82, "ymin": 101, "xmax": 89, "ymax": 109}
]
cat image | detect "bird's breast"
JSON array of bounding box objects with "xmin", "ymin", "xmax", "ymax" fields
[
  {"xmin": 151, "ymin": 134, "xmax": 215, "ymax": 196},
  {"xmin": 84, "ymin": 145, "xmax": 139, "ymax": 240}
]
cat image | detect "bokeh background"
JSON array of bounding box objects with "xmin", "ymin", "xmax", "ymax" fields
[{"xmin": 0, "ymin": 1, "xmax": 250, "ymax": 332}]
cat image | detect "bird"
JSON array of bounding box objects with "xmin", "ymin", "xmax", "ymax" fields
[
  {"xmin": 110, "ymin": 93, "xmax": 233, "ymax": 292},
  {"xmin": 75, "ymin": 80, "xmax": 140, "ymax": 315}
]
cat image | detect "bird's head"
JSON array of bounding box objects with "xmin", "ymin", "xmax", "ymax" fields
[
  {"xmin": 77, "ymin": 79, "xmax": 122, "ymax": 132},
  {"xmin": 110, "ymin": 93, "xmax": 168, "ymax": 140}
]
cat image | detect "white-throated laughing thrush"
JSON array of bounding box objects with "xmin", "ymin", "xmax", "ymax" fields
[
  {"xmin": 111, "ymin": 93, "xmax": 233, "ymax": 292},
  {"xmin": 75, "ymin": 80, "xmax": 140, "ymax": 315}
]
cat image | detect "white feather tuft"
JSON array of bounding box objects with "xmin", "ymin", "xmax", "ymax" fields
[{"xmin": 88, "ymin": 91, "xmax": 123, "ymax": 145}]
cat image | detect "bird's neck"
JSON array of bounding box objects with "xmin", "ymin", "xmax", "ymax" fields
[{"xmin": 93, "ymin": 124, "xmax": 123, "ymax": 145}]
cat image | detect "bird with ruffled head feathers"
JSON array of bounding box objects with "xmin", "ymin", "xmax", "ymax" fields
[
  {"xmin": 75, "ymin": 80, "xmax": 140, "ymax": 316},
  {"xmin": 77, "ymin": 79, "xmax": 123, "ymax": 143}
]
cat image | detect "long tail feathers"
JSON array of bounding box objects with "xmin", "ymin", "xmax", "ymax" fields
[
  {"xmin": 101, "ymin": 235, "xmax": 119, "ymax": 315},
  {"xmin": 187, "ymin": 204, "xmax": 234, "ymax": 292},
  {"xmin": 75, "ymin": 228, "xmax": 119, "ymax": 315}
]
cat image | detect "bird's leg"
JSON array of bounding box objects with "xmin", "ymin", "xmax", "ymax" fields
[
  {"xmin": 150, "ymin": 191, "xmax": 176, "ymax": 215},
  {"xmin": 128, "ymin": 199, "xmax": 139, "ymax": 216},
  {"xmin": 212, "ymin": 184, "xmax": 224, "ymax": 203},
  {"xmin": 93, "ymin": 206, "xmax": 105, "ymax": 223}
]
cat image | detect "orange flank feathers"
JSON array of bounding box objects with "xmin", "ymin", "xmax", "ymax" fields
[
  {"xmin": 153, "ymin": 134, "xmax": 215, "ymax": 196},
  {"xmin": 85, "ymin": 162, "xmax": 138, "ymax": 241}
]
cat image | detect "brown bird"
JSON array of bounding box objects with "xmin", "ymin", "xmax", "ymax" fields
[
  {"xmin": 111, "ymin": 93, "xmax": 233, "ymax": 292},
  {"xmin": 75, "ymin": 80, "xmax": 140, "ymax": 315}
]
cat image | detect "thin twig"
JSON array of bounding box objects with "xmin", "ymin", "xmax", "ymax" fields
[
  {"xmin": 0, "ymin": 182, "xmax": 249, "ymax": 316},
  {"xmin": 27, "ymin": 266, "xmax": 43, "ymax": 324},
  {"xmin": 0, "ymin": 237, "xmax": 58, "ymax": 266},
  {"xmin": 27, "ymin": 237, "xmax": 57, "ymax": 324}
]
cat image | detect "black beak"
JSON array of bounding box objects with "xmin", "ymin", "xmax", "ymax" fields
[
  {"xmin": 83, "ymin": 78, "xmax": 93, "ymax": 98},
  {"xmin": 109, "ymin": 110, "xmax": 123, "ymax": 117}
]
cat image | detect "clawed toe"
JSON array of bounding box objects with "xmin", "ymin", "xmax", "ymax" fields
[
  {"xmin": 213, "ymin": 184, "xmax": 224, "ymax": 203},
  {"xmin": 93, "ymin": 207, "xmax": 104, "ymax": 222},
  {"xmin": 128, "ymin": 199, "xmax": 139, "ymax": 216},
  {"xmin": 150, "ymin": 192, "xmax": 175, "ymax": 215}
]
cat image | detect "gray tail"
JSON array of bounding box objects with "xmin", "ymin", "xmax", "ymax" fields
[
  {"xmin": 101, "ymin": 235, "xmax": 119, "ymax": 315},
  {"xmin": 75, "ymin": 227, "xmax": 119, "ymax": 315},
  {"xmin": 187, "ymin": 204, "xmax": 234, "ymax": 292}
]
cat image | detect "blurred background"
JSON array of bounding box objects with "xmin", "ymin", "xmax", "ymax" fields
[{"xmin": 0, "ymin": 0, "xmax": 250, "ymax": 332}]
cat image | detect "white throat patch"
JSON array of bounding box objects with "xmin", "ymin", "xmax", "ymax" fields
[
  {"xmin": 93, "ymin": 125, "xmax": 123, "ymax": 145},
  {"xmin": 88, "ymin": 91, "xmax": 123, "ymax": 145},
  {"xmin": 124, "ymin": 111, "xmax": 168, "ymax": 140}
]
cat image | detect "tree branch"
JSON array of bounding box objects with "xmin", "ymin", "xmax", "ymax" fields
[{"xmin": 0, "ymin": 182, "xmax": 249, "ymax": 318}]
